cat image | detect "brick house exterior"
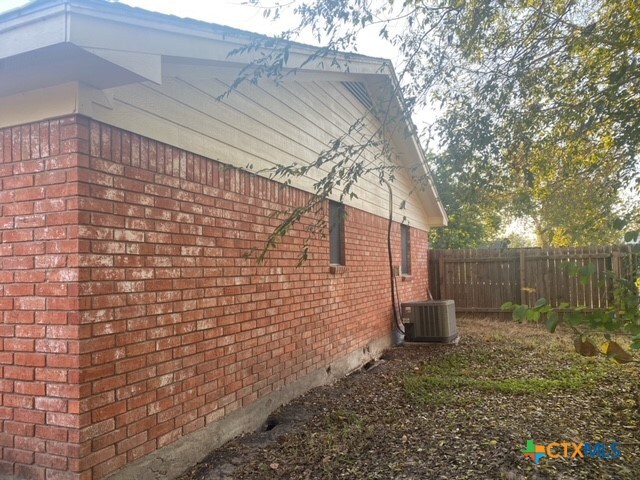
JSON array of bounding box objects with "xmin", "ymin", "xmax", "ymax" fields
[{"xmin": 0, "ymin": 2, "xmax": 446, "ymax": 479}]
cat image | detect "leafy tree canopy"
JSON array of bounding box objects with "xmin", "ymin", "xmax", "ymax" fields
[{"xmin": 250, "ymin": 0, "xmax": 640, "ymax": 248}]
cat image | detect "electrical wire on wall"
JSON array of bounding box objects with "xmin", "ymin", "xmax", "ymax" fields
[{"xmin": 383, "ymin": 180, "xmax": 405, "ymax": 337}]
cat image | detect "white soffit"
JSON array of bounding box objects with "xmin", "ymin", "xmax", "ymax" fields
[{"xmin": 82, "ymin": 48, "xmax": 162, "ymax": 84}]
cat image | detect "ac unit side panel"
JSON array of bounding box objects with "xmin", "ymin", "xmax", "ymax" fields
[{"xmin": 402, "ymin": 300, "xmax": 457, "ymax": 342}]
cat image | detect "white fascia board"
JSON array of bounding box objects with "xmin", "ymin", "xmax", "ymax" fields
[
  {"xmin": 382, "ymin": 69, "xmax": 448, "ymax": 227},
  {"xmin": 0, "ymin": 0, "xmax": 389, "ymax": 79},
  {"xmin": 364, "ymin": 71, "xmax": 447, "ymax": 227},
  {"xmin": 63, "ymin": 2, "xmax": 388, "ymax": 77},
  {"xmin": 408, "ymin": 135, "xmax": 448, "ymax": 227},
  {"xmin": 0, "ymin": 4, "xmax": 67, "ymax": 60}
]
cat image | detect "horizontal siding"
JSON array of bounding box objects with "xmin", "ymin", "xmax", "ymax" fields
[
  {"xmin": 0, "ymin": 82, "xmax": 79, "ymax": 129},
  {"xmin": 80, "ymin": 66, "xmax": 430, "ymax": 230}
]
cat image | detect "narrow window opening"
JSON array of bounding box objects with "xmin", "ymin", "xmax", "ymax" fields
[
  {"xmin": 329, "ymin": 201, "xmax": 345, "ymax": 265},
  {"xmin": 401, "ymin": 224, "xmax": 411, "ymax": 275}
]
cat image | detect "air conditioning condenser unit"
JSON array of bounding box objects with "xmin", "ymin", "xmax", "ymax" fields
[{"xmin": 401, "ymin": 300, "xmax": 457, "ymax": 343}]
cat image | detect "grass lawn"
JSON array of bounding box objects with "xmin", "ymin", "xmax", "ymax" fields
[{"xmin": 180, "ymin": 316, "xmax": 639, "ymax": 479}]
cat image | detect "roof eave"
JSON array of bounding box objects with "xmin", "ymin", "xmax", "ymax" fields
[
  {"xmin": 0, "ymin": 0, "xmax": 391, "ymax": 73},
  {"xmin": 0, "ymin": 0, "xmax": 448, "ymax": 227}
]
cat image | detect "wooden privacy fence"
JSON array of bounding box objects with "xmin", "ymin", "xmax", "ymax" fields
[{"xmin": 428, "ymin": 246, "xmax": 639, "ymax": 313}]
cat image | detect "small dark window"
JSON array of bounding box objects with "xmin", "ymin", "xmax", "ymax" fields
[
  {"xmin": 401, "ymin": 224, "xmax": 411, "ymax": 275},
  {"xmin": 329, "ymin": 201, "xmax": 345, "ymax": 265}
]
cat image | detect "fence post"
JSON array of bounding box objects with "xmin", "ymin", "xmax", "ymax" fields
[
  {"xmin": 519, "ymin": 250, "xmax": 527, "ymax": 305},
  {"xmin": 439, "ymin": 255, "xmax": 446, "ymax": 300},
  {"xmin": 612, "ymin": 251, "xmax": 621, "ymax": 278}
]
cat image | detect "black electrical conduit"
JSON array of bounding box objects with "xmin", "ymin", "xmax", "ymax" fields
[{"xmin": 382, "ymin": 179, "xmax": 405, "ymax": 338}]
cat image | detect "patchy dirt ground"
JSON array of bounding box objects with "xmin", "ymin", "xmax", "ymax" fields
[{"xmin": 178, "ymin": 317, "xmax": 639, "ymax": 480}]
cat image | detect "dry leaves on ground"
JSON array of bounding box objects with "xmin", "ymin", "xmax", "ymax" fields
[{"xmin": 178, "ymin": 317, "xmax": 639, "ymax": 480}]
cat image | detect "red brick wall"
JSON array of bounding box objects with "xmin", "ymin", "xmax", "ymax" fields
[
  {"xmin": 1, "ymin": 115, "xmax": 429, "ymax": 479},
  {"xmin": 0, "ymin": 117, "xmax": 89, "ymax": 480}
]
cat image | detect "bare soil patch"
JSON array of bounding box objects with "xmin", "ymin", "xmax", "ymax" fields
[{"xmin": 178, "ymin": 317, "xmax": 639, "ymax": 479}]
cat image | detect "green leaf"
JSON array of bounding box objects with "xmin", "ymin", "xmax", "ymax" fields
[
  {"xmin": 501, "ymin": 301, "xmax": 514, "ymax": 311},
  {"xmin": 578, "ymin": 265, "xmax": 596, "ymax": 286},
  {"xmin": 565, "ymin": 311, "xmax": 584, "ymax": 326},
  {"xmin": 513, "ymin": 305, "xmax": 528, "ymax": 322},
  {"xmin": 528, "ymin": 310, "xmax": 541, "ymax": 322},
  {"xmin": 612, "ymin": 218, "xmax": 627, "ymax": 230},
  {"xmin": 534, "ymin": 298, "xmax": 547, "ymax": 308},
  {"xmin": 545, "ymin": 311, "xmax": 560, "ymax": 333},
  {"xmin": 604, "ymin": 321, "xmax": 620, "ymax": 332}
]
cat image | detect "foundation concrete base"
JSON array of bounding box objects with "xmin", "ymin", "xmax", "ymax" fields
[{"xmin": 107, "ymin": 334, "xmax": 393, "ymax": 480}]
